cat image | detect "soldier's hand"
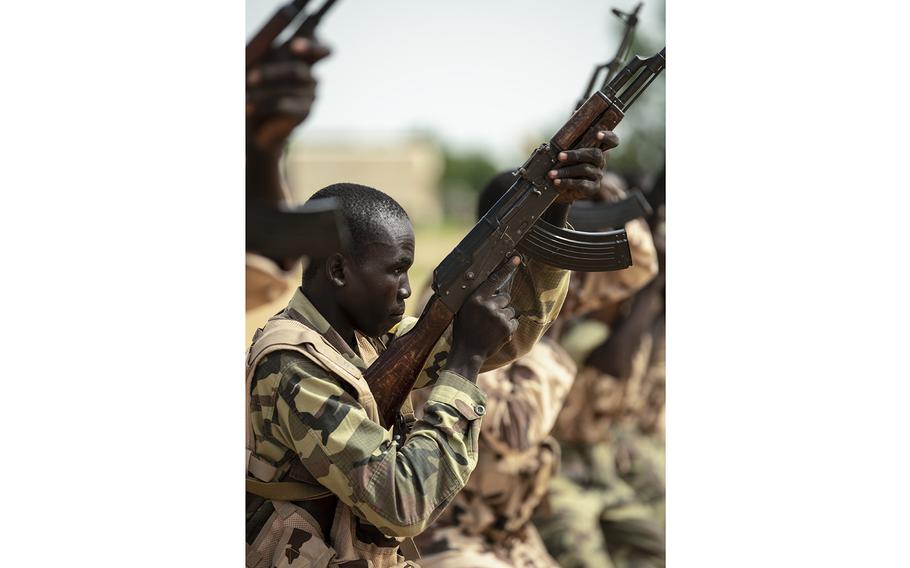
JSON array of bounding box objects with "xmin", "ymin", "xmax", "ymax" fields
[
  {"xmin": 246, "ymin": 37, "xmax": 332, "ymax": 153},
  {"xmin": 448, "ymin": 257, "xmax": 521, "ymax": 379},
  {"xmin": 549, "ymin": 130, "xmax": 619, "ymax": 204}
]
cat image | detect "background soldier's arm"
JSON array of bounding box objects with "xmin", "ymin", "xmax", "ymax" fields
[{"xmin": 475, "ymin": 339, "xmax": 577, "ymax": 453}]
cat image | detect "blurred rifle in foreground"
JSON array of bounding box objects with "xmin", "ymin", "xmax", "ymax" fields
[
  {"xmin": 246, "ymin": 198, "xmax": 349, "ymax": 261},
  {"xmin": 365, "ymin": 48, "xmax": 667, "ymax": 427},
  {"xmin": 246, "ymin": 0, "xmax": 346, "ymax": 262}
]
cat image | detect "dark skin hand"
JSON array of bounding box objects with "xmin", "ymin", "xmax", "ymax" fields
[
  {"xmin": 447, "ymin": 256, "xmax": 522, "ymax": 381},
  {"xmin": 247, "ymin": 37, "xmax": 331, "ymax": 206},
  {"xmin": 542, "ymin": 131, "xmax": 620, "ymax": 226}
]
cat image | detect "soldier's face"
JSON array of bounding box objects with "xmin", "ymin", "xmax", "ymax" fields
[{"xmin": 339, "ymin": 220, "xmax": 415, "ymax": 338}]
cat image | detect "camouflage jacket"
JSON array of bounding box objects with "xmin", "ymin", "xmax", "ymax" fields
[
  {"xmin": 248, "ymin": 260, "xmax": 568, "ymax": 541},
  {"xmin": 553, "ymin": 324, "xmax": 652, "ymax": 446},
  {"xmin": 413, "ymin": 337, "xmax": 577, "ymax": 543}
]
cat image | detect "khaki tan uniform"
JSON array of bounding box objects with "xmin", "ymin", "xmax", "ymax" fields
[
  {"xmin": 246, "ymin": 252, "xmax": 296, "ymax": 311},
  {"xmin": 246, "ymin": 259, "xmax": 568, "ymax": 567},
  {"xmin": 612, "ymin": 314, "xmax": 666, "ymax": 526},
  {"xmin": 411, "ymin": 338, "xmax": 577, "ymax": 567},
  {"xmin": 535, "ymin": 219, "xmax": 665, "ymax": 568}
]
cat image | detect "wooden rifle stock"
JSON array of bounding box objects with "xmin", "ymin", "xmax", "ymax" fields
[{"xmin": 364, "ymin": 297, "xmax": 455, "ymax": 428}]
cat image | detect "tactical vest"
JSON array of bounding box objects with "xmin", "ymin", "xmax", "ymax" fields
[{"xmin": 245, "ymin": 313, "xmax": 417, "ymax": 568}]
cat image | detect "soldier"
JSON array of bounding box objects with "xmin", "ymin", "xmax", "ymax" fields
[
  {"xmin": 246, "ymin": 36, "xmax": 330, "ymax": 311},
  {"xmin": 611, "ymin": 203, "xmax": 666, "ymax": 527},
  {"xmin": 411, "ymin": 167, "xmax": 647, "ymax": 568},
  {"xmin": 534, "ymin": 171, "xmax": 666, "ymax": 568},
  {"xmin": 245, "ymin": 145, "xmax": 613, "ymax": 565}
]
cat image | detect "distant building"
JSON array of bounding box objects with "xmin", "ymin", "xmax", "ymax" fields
[{"xmin": 284, "ymin": 137, "xmax": 444, "ymax": 224}]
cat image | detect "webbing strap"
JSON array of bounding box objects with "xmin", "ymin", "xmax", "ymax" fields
[
  {"xmin": 246, "ymin": 478, "xmax": 333, "ymax": 501},
  {"xmin": 247, "ymin": 450, "xmax": 279, "ymax": 482}
]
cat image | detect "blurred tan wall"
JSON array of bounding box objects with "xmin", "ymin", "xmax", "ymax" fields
[{"xmin": 284, "ymin": 139, "xmax": 444, "ymax": 224}]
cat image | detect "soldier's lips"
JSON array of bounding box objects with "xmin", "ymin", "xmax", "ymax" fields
[{"xmin": 389, "ymin": 312, "xmax": 404, "ymax": 324}]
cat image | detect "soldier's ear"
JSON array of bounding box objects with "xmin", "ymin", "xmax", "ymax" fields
[{"xmin": 326, "ymin": 253, "xmax": 346, "ymax": 288}]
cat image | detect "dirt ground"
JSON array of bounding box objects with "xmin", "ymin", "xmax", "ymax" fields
[{"xmin": 245, "ymin": 220, "xmax": 471, "ymax": 346}]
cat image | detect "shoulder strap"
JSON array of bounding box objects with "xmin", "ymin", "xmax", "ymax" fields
[
  {"xmin": 245, "ymin": 478, "xmax": 332, "ymax": 502},
  {"xmin": 245, "ymin": 317, "xmax": 380, "ymax": 501}
]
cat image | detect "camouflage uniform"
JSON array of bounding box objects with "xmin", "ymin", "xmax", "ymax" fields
[
  {"xmin": 612, "ymin": 314, "xmax": 666, "ymax": 526},
  {"xmin": 411, "ymin": 337, "xmax": 577, "ymax": 568},
  {"xmin": 535, "ymin": 218, "xmax": 665, "ymax": 568},
  {"xmin": 246, "ymin": 260, "xmax": 568, "ymax": 567}
]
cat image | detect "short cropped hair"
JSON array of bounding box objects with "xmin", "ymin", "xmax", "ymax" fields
[{"xmin": 303, "ymin": 182, "xmax": 410, "ymax": 279}]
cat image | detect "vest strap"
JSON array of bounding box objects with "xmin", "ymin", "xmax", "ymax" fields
[{"xmin": 246, "ymin": 478, "xmax": 333, "ymax": 501}]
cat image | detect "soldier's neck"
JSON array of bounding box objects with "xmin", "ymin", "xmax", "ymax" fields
[{"xmin": 301, "ymin": 281, "xmax": 358, "ymax": 350}]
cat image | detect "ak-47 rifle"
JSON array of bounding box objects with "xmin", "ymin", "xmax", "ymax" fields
[
  {"xmin": 246, "ymin": 0, "xmax": 346, "ymax": 261},
  {"xmin": 575, "ymin": 3, "xmax": 643, "ymax": 111},
  {"xmin": 567, "ymin": 2, "xmax": 652, "ymax": 231},
  {"xmin": 246, "ymin": 199, "xmax": 349, "ymax": 261},
  {"xmin": 568, "ymin": 190, "xmax": 653, "ymax": 231},
  {"xmin": 364, "ymin": 48, "xmax": 667, "ymax": 427}
]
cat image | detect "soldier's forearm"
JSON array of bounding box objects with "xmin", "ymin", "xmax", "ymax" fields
[
  {"xmin": 445, "ymin": 344, "xmax": 484, "ymax": 384},
  {"xmin": 246, "ymin": 143, "xmax": 290, "ymax": 205}
]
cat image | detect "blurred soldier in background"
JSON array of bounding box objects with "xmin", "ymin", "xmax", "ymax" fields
[
  {"xmin": 534, "ymin": 171, "xmax": 666, "ymax": 568},
  {"xmin": 611, "ymin": 203, "xmax": 666, "ymax": 529},
  {"xmin": 246, "ymin": 36, "xmax": 330, "ymax": 311},
  {"xmin": 413, "ymin": 164, "xmax": 658, "ymax": 567}
]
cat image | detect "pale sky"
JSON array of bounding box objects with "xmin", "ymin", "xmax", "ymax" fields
[{"xmin": 247, "ymin": 0, "xmax": 665, "ymax": 166}]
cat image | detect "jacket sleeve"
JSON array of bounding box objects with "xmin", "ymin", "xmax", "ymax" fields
[
  {"xmin": 264, "ymin": 351, "xmax": 487, "ymax": 538},
  {"xmin": 474, "ymin": 339, "xmax": 577, "ymax": 454}
]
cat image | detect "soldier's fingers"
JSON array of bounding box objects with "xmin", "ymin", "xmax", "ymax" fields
[
  {"xmin": 478, "ymin": 256, "xmax": 521, "ymax": 295},
  {"xmin": 248, "ymin": 60, "xmax": 315, "ymax": 86},
  {"xmin": 248, "ymin": 96, "xmax": 316, "ymax": 124},
  {"xmin": 501, "ymin": 306, "xmax": 516, "ymax": 320},
  {"xmin": 547, "ymin": 163, "xmax": 601, "ymax": 182},
  {"xmin": 509, "ymin": 317, "xmax": 520, "ymax": 334},
  {"xmin": 595, "ymin": 130, "xmax": 620, "ymax": 150},
  {"xmin": 249, "ymin": 97, "xmax": 315, "ymax": 127},
  {"xmin": 248, "ymin": 82, "xmax": 316, "ymax": 105},
  {"xmin": 491, "ymin": 294, "xmax": 511, "ymax": 309},
  {"xmin": 288, "ymin": 37, "xmax": 332, "ymax": 64},
  {"xmin": 557, "ymin": 148, "xmax": 606, "ymax": 169},
  {"xmin": 554, "ymin": 178, "xmax": 599, "ymax": 199}
]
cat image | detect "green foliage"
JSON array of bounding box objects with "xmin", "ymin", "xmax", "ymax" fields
[
  {"xmin": 440, "ymin": 149, "xmax": 499, "ymax": 196},
  {"xmin": 438, "ymin": 149, "xmax": 500, "ymax": 222}
]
